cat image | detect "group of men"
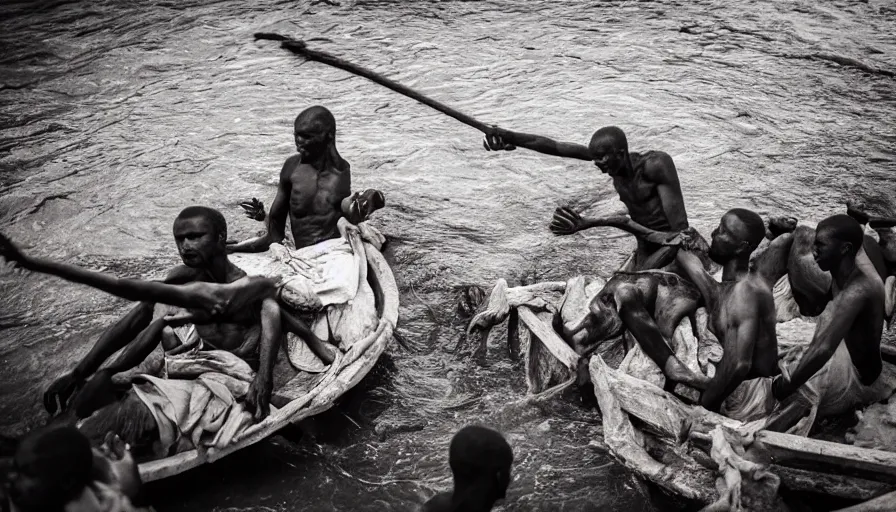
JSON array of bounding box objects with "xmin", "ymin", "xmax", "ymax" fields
[
  {"xmin": 2, "ymin": 105, "xmax": 896, "ymax": 510},
  {"xmin": 484, "ymin": 124, "xmax": 896, "ymax": 432}
]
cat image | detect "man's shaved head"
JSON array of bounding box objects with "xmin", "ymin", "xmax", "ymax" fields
[
  {"xmin": 817, "ymin": 215, "xmax": 864, "ymax": 254},
  {"xmin": 10, "ymin": 426, "xmax": 94, "ymax": 511},
  {"xmin": 175, "ymin": 206, "xmax": 227, "ymax": 240},
  {"xmin": 294, "ymin": 105, "xmax": 336, "ymax": 136},
  {"xmin": 727, "ymin": 208, "xmax": 766, "ymax": 250},
  {"xmin": 449, "ymin": 425, "xmax": 513, "ymax": 499},
  {"xmin": 709, "ymin": 208, "xmax": 766, "ymax": 263},
  {"xmin": 589, "ymin": 126, "xmax": 628, "ymax": 152},
  {"xmin": 588, "ymin": 126, "xmax": 629, "ymax": 176}
]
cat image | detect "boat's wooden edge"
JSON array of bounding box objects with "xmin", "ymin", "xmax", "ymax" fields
[
  {"xmin": 756, "ymin": 430, "xmax": 896, "ymax": 484},
  {"xmin": 137, "ymin": 242, "xmax": 398, "ymax": 482},
  {"xmin": 833, "ymin": 489, "xmax": 896, "ymax": 512},
  {"xmin": 518, "ymin": 306, "xmax": 578, "ymax": 370},
  {"xmin": 589, "ymin": 354, "xmax": 717, "ymax": 504}
]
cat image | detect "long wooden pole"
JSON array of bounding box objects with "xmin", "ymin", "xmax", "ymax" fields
[{"xmin": 254, "ymin": 33, "xmax": 494, "ymax": 134}]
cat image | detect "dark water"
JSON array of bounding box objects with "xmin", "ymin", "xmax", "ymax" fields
[{"xmin": 1, "ymin": 0, "xmax": 895, "ymax": 510}]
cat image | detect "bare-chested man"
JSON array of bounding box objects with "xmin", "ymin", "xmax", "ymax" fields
[
  {"xmin": 767, "ymin": 215, "xmax": 896, "ymax": 431},
  {"xmin": 563, "ymin": 209, "xmax": 794, "ymax": 413},
  {"xmin": 484, "ymin": 126, "xmax": 688, "ymax": 271},
  {"xmin": 227, "ymin": 105, "xmax": 384, "ymax": 254},
  {"xmin": 674, "ymin": 209, "xmax": 794, "ymax": 412},
  {"xmin": 0, "ymin": 207, "xmax": 313, "ymax": 421}
]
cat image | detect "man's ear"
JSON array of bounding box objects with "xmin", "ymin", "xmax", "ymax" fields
[{"xmin": 840, "ymin": 241, "xmax": 852, "ymax": 256}]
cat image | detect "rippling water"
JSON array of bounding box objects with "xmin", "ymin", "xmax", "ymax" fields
[{"xmin": 1, "ymin": 0, "xmax": 895, "ymax": 510}]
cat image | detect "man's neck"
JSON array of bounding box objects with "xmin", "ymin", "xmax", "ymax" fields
[
  {"xmin": 721, "ymin": 255, "xmax": 750, "ymax": 282},
  {"xmin": 303, "ymin": 144, "xmax": 338, "ymax": 172},
  {"xmin": 832, "ymin": 253, "xmax": 858, "ymax": 290},
  {"xmin": 206, "ymin": 255, "xmax": 232, "ymax": 283},
  {"xmin": 450, "ymin": 485, "xmax": 496, "ymax": 512}
]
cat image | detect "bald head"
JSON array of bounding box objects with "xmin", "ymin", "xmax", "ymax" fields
[
  {"xmin": 814, "ymin": 214, "xmax": 863, "ymax": 272},
  {"xmin": 11, "ymin": 426, "xmax": 94, "ymax": 511},
  {"xmin": 589, "ymin": 126, "xmax": 628, "ymax": 152},
  {"xmin": 708, "ymin": 208, "xmax": 766, "ymax": 263},
  {"xmin": 294, "ymin": 105, "xmax": 336, "ymax": 136},
  {"xmin": 588, "ymin": 126, "xmax": 629, "ymax": 176},
  {"xmin": 449, "ymin": 425, "xmax": 513, "ymax": 496}
]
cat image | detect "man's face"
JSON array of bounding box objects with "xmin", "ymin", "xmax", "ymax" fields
[
  {"xmin": 293, "ymin": 119, "xmax": 330, "ymax": 160},
  {"xmin": 173, "ymin": 216, "xmax": 221, "ymax": 268},
  {"xmin": 709, "ymin": 215, "xmax": 745, "ymax": 263},
  {"xmin": 589, "ymin": 139, "xmax": 624, "ymax": 176},
  {"xmin": 813, "ymin": 228, "xmax": 843, "ymax": 272}
]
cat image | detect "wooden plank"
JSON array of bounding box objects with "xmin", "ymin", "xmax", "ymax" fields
[
  {"xmin": 833, "ymin": 489, "xmax": 896, "ymax": 511},
  {"xmin": 756, "ymin": 430, "xmax": 896, "ymax": 483},
  {"xmin": 774, "ymin": 465, "xmax": 893, "ymax": 502},
  {"xmin": 518, "ymin": 306, "xmax": 578, "ymax": 370}
]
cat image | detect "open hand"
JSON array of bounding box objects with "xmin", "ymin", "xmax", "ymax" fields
[
  {"xmin": 43, "ymin": 370, "xmax": 85, "ymax": 415},
  {"xmin": 245, "ymin": 375, "xmax": 273, "ymax": 421},
  {"xmin": 483, "ymin": 128, "xmax": 516, "ymax": 152},
  {"xmin": 550, "ymin": 207, "xmax": 586, "ymax": 235},
  {"xmin": 239, "ymin": 198, "xmax": 266, "ymax": 222}
]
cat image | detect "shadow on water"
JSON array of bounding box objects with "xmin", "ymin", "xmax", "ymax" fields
[{"xmin": 2, "ymin": 0, "xmax": 895, "ymax": 510}]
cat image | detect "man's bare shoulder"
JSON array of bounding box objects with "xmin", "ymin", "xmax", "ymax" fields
[
  {"xmin": 639, "ymin": 151, "xmax": 678, "ymax": 183},
  {"xmin": 164, "ymin": 264, "xmax": 202, "ymax": 284}
]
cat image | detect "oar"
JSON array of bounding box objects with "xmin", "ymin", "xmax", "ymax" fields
[{"xmin": 254, "ymin": 32, "xmax": 495, "ymax": 134}]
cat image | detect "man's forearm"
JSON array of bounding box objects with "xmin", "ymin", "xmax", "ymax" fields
[
  {"xmin": 258, "ymin": 300, "xmax": 282, "ymax": 383},
  {"xmin": 787, "ymin": 346, "xmax": 835, "ymax": 392},
  {"xmin": 503, "ymin": 130, "xmax": 591, "ymax": 160},
  {"xmin": 104, "ymin": 318, "xmax": 167, "ymax": 375},
  {"xmin": 228, "ymin": 234, "xmax": 274, "ymax": 253},
  {"xmin": 74, "ymin": 302, "xmax": 154, "ymax": 378}
]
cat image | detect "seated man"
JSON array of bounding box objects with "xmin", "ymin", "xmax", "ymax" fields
[
  {"xmin": 0, "ymin": 207, "xmax": 323, "ymax": 423},
  {"xmin": 563, "ymin": 209, "xmax": 796, "ymax": 416},
  {"xmin": 767, "ymin": 215, "xmax": 896, "ymax": 432},
  {"xmin": 226, "ymin": 105, "xmax": 385, "ymax": 368},
  {"xmin": 421, "ymin": 425, "xmax": 514, "ymax": 512},
  {"xmin": 1, "ymin": 426, "xmax": 148, "ymax": 512},
  {"xmin": 673, "ymin": 209, "xmax": 794, "ymax": 414}
]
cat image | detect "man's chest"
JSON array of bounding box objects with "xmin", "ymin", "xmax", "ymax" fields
[{"xmin": 613, "ymin": 175, "xmax": 658, "ymax": 206}]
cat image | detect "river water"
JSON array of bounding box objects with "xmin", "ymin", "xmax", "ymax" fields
[{"xmin": 1, "ymin": 0, "xmax": 894, "ymax": 510}]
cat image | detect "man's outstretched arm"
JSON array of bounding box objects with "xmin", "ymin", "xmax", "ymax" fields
[
  {"xmin": 1, "ymin": 233, "xmax": 266, "ymax": 314},
  {"xmin": 484, "ymin": 127, "xmax": 592, "ymax": 160},
  {"xmin": 550, "ymin": 208, "xmax": 683, "ymax": 245},
  {"xmin": 227, "ymin": 160, "xmax": 293, "ymax": 253}
]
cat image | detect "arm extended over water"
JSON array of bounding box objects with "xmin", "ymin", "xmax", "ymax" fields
[
  {"xmin": 1, "ymin": 233, "xmax": 276, "ymax": 314},
  {"xmin": 255, "ymin": 33, "xmax": 592, "ymax": 160}
]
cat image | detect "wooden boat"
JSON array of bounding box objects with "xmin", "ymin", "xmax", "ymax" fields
[
  {"xmin": 137, "ymin": 241, "xmax": 399, "ymax": 482},
  {"xmin": 467, "ymin": 277, "xmax": 896, "ymax": 511}
]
